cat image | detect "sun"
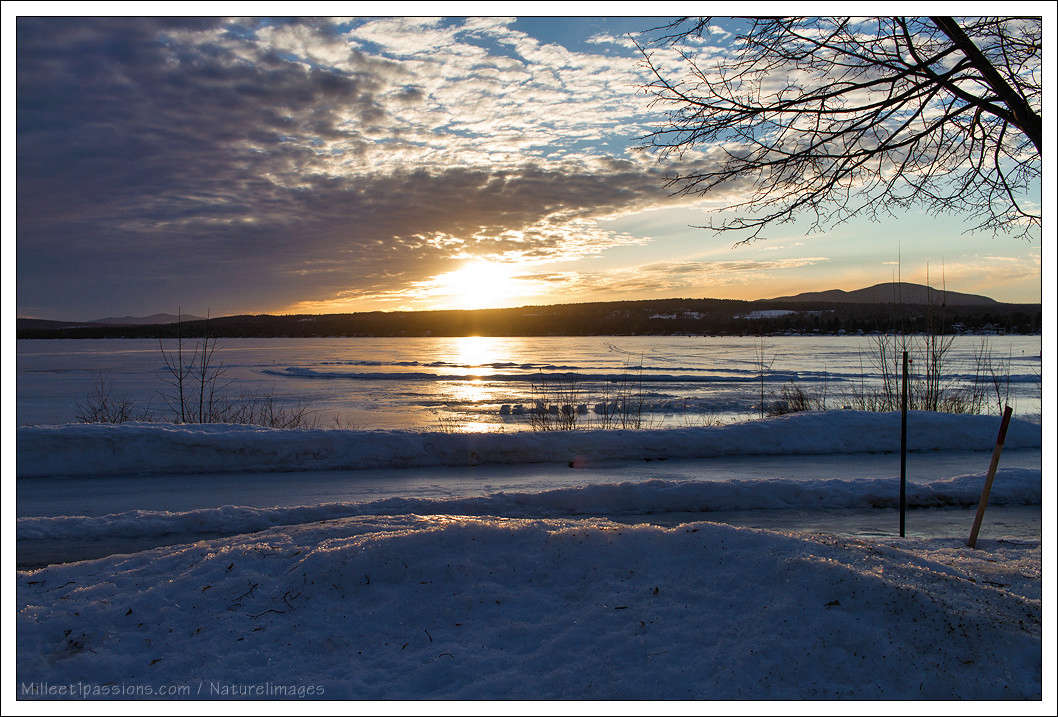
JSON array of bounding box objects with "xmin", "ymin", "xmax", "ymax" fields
[{"xmin": 429, "ymin": 260, "xmax": 521, "ymax": 310}]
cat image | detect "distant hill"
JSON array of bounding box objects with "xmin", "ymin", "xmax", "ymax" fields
[
  {"xmin": 16, "ymin": 318, "xmax": 101, "ymax": 331},
  {"xmin": 767, "ymin": 282, "xmax": 998, "ymax": 306},
  {"xmin": 17, "ymin": 313, "xmax": 204, "ymax": 331},
  {"xmin": 90, "ymin": 313, "xmax": 205, "ymax": 325}
]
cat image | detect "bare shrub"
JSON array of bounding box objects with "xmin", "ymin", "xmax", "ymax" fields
[
  {"xmin": 841, "ymin": 333, "xmax": 1008, "ymax": 416},
  {"xmin": 591, "ymin": 361, "xmax": 649, "ymax": 430},
  {"xmin": 767, "ymin": 381, "xmax": 821, "ymax": 416},
  {"xmin": 528, "ymin": 374, "xmax": 582, "ymax": 431},
  {"xmin": 523, "ymin": 360, "xmax": 656, "ymax": 432},
  {"xmin": 432, "ymin": 414, "xmax": 461, "ymax": 434},
  {"xmin": 975, "ymin": 339, "xmax": 1014, "ymax": 416},
  {"xmin": 75, "ymin": 375, "xmax": 150, "ymax": 424},
  {"xmin": 677, "ymin": 406, "xmax": 724, "ymax": 428},
  {"xmin": 206, "ymin": 391, "xmax": 318, "ymax": 429}
]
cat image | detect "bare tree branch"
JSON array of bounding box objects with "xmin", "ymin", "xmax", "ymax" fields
[{"xmin": 639, "ymin": 16, "xmax": 1042, "ymax": 240}]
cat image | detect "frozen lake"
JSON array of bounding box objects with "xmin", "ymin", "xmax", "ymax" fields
[
  {"xmin": 16, "ymin": 337, "xmax": 1042, "ymax": 569},
  {"xmin": 16, "ymin": 334, "xmax": 1043, "ymax": 430}
]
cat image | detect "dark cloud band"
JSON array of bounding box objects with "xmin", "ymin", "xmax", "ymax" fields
[{"xmin": 17, "ymin": 17, "xmax": 676, "ymax": 317}]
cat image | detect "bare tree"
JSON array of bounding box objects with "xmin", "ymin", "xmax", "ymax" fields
[
  {"xmin": 158, "ymin": 319, "xmax": 320, "ymax": 427},
  {"xmin": 640, "ymin": 16, "xmax": 1042, "ymax": 240},
  {"xmin": 193, "ymin": 311, "xmax": 230, "ymax": 423},
  {"xmin": 158, "ymin": 309, "xmax": 229, "ymax": 424},
  {"xmin": 753, "ymin": 334, "xmax": 775, "ymax": 419},
  {"xmin": 158, "ymin": 308, "xmax": 194, "ymax": 422}
]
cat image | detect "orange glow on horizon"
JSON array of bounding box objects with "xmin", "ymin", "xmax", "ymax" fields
[
  {"xmin": 275, "ymin": 261, "xmax": 1039, "ymax": 317},
  {"xmin": 279, "ymin": 281, "xmax": 803, "ymax": 315}
]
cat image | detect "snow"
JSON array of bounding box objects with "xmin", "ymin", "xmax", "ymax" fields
[
  {"xmin": 16, "ymin": 410, "xmax": 1041, "ymax": 478},
  {"xmin": 16, "ymin": 516, "xmax": 1041, "ymax": 699},
  {"xmin": 13, "ymin": 410, "xmax": 1045, "ymax": 700},
  {"xmin": 734, "ymin": 309, "xmax": 799, "ymax": 319},
  {"xmin": 15, "ymin": 468, "xmax": 1041, "ymax": 544}
]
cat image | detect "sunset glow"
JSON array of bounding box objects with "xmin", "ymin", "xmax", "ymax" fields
[
  {"xmin": 12, "ymin": 15, "xmax": 1044, "ymax": 318},
  {"xmin": 422, "ymin": 261, "xmax": 528, "ymax": 310}
]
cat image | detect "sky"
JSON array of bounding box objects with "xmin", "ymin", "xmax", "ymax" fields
[{"xmin": 9, "ymin": 8, "xmax": 1048, "ymax": 320}]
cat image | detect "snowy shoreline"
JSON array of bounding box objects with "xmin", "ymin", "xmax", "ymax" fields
[
  {"xmin": 16, "ymin": 516, "xmax": 1041, "ymax": 699},
  {"xmin": 16, "ymin": 410, "xmax": 1041, "ymax": 478}
]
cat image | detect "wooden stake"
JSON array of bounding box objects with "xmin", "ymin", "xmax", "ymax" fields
[{"xmin": 967, "ymin": 405, "xmax": 1014, "ymax": 549}]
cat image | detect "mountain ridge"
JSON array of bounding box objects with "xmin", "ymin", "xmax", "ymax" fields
[
  {"xmin": 90, "ymin": 313, "xmax": 206, "ymax": 325},
  {"xmin": 16, "ymin": 314, "xmax": 204, "ymax": 330},
  {"xmin": 766, "ymin": 282, "xmax": 998, "ymax": 306}
]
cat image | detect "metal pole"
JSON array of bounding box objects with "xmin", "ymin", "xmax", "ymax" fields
[
  {"xmin": 967, "ymin": 405, "xmax": 1014, "ymax": 549},
  {"xmin": 900, "ymin": 350, "xmax": 908, "ymax": 537}
]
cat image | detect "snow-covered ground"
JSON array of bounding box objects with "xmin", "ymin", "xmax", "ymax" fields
[
  {"xmin": 14, "ymin": 466, "xmax": 1041, "ymax": 556},
  {"xmin": 14, "ymin": 411, "xmax": 1045, "ymax": 700},
  {"xmin": 16, "ymin": 516, "xmax": 1041, "ymax": 699}
]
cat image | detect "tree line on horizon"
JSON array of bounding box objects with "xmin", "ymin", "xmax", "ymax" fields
[{"xmin": 17, "ymin": 296, "xmax": 1041, "ymax": 339}]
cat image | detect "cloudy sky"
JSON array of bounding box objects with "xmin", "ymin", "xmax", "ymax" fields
[{"xmin": 12, "ymin": 12, "xmax": 1044, "ymax": 320}]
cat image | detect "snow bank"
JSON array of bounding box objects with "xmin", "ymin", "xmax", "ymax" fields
[
  {"xmin": 735, "ymin": 309, "xmax": 799, "ymax": 319},
  {"xmin": 16, "ymin": 517, "xmax": 1041, "ymax": 699},
  {"xmin": 16, "ymin": 411, "xmax": 1041, "ymax": 478},
  {"xmin": 16, "ymin": 468, "xmax": 1041, "ymax": 543}
]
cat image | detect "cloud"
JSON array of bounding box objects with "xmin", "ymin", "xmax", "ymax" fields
[
  {"xmin": 918, "ymin": 254, "xmax": 1041, "ymax": 287},
  {"xmin": 528, "ymin": 257, "xmax": 832, "ymax": 301},
  {"xmin": 15, "ymin": 17, "xmax": 699, "ymax": 318}
]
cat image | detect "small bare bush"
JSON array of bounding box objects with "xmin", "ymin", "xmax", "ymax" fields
[
  {"xmin": 75, "ymin": 375, "xmax": 150, "ymax": 424},
  {"xmin": 767, "ymin": 381, "xmax": 823, "ymax": 416},
  {"xmin": 528, "ymin": 375, "xmax": 582, "ymax": 431},
  {"xmin": 205, "ymin": 391, "xmax": 318, "ymax": 428},
  {"xmin": 432, "ymin": 413, "xmax": 461, "ymax": 434},
  {"xmin": 592, "ymin": 361, "xmax": 648, "ymax": 430}
]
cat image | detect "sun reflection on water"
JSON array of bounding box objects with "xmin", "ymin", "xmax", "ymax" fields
[
  {"xmin": 451, "ymin": 335, "xmax": 502, "ymax": 372},
  {"xmin": 436, "ymin": 336, "xmax": 514, "ymax": 428}
]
